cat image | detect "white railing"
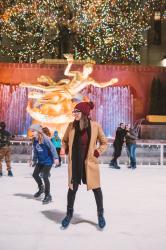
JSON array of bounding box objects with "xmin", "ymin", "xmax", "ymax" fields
[
  {"xmin": 108, "ymin": 141, "xmax": 166, "ymax": 166},
  {"xmin": 10, "ymin": 140, "xmax": 166, "ymax": 166}
]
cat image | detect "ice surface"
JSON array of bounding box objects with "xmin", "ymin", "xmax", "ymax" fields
[{"xmin": 0, "ymin": 164, "xmax": 166, "ymax": 250}]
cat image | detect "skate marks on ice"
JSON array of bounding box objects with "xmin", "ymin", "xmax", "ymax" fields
[
  {"xmin": 71, "ymin": 218, "xmax": 102, "ymax": 232},
  {"xmin": 14, "ymin": 193, "xmax": 43, "ymax": 201},
  {"xmin": 72, "ymin": 217, "xmax": 97, "ymax": 227},
  {"xmin": 41, "ymin": 209, "xmax": 97, "ymax": 228},
  {"xmin": 13, "ymin": 194, "xmax": 98, "ymax": 228},
  {"xmin": 41, "ymin": 209, "xmax": 67, "ymax": 224}
]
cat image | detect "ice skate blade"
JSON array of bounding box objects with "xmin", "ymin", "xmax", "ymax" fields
[
  {"xmin": 97, "ymin": 225, "xmax": 106, "ymax": 231},
  {"xmin": 42, "ymin": 199, "xmax": 52, "ymax": 205},
  {"xmin": 60, "ymin": 225, "xmax": 70, "ymax": 230}
]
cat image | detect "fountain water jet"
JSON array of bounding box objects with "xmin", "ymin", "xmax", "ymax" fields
[{"xmin": 0, "ymin": 84, "xmax": 133, "ymax": 136}]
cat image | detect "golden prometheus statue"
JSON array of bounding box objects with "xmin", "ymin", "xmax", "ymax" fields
[{"xmin": 20, "ymin": 54, "xmax": 118, "ymax": 135}]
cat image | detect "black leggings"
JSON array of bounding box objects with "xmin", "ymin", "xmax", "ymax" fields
[
  {"xmin": 32, "ymin": 164, "xmax": 51, "ymax": 195},
  {"xmin": 112, "ymin": 143, "xmax": 122, "ymax": 162},
  {"xmin": 56, "ymin": 148, "xmax": 61, "ymax": 164},
  {"xmin": 67, "ymin": 184, "xmax": 103, "ymax": 212}
]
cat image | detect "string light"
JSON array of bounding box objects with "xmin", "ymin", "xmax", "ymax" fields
[{"xmin": 0, "ymin": 0, "xmax": 165, "ymax": 63}]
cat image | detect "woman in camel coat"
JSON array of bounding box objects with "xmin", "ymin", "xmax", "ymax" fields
[{"xmin": 61, "ymin": 101, "xmax": 108, "ymax": 229}]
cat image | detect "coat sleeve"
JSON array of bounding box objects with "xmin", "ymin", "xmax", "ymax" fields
[
  {"xmin": 62, "ymin": 123, "xmax": 71, "ymax": 154},
  {"xmin": 96, "ymin": 124, "xmax": 108, "ymax": 155},
  {"xmin": 126, "ymin": 130, "xmax": 137, "ymax": 140},
  {"xmin": 32, "ymin": 144, "xmax": 38, "ymax": 163},
  {"xmin": 43, "ymin": 135, "xmax": 59, "ymax": 159}
]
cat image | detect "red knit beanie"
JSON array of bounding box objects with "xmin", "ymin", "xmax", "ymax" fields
[{"xmin": 74, "ymin": 101, "xmax": 94, "ymax": 116}]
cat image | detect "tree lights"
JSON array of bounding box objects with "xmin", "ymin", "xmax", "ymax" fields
[{"xmin": 0, "ymin": 0, "xmax": 165, "ymax": 63}]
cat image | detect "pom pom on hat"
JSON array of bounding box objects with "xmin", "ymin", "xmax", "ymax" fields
[{"xmin": 74, "ymin": 101, "xmax": 94, "ymax": 116}]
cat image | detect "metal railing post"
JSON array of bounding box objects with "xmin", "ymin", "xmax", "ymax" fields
[{"xmin": 160, "ymin": 145, "xmax": 164, "ymax": 166}]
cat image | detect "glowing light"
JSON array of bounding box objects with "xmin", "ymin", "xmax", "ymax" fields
[
  {"xmin": 161, "ymin": 58, "xmax": 166, "ymax": 67},
  {"xmin": 20, "ymin": 56, "xmax": 118, "ymax": 135},
  {"xmin": 0, "ymin": 0, "xmax": 165, "ymax": 63}
]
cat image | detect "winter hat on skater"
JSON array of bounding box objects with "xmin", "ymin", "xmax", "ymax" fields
[
  {"xmin": 29, "ymin": 124, "xmax": 43, "ymax": 133},
  {"xmin": 74, "ymin": 101, "xmax": 94, "ymax": 116}
]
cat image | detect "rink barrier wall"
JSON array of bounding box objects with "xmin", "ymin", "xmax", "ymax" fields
[{"xmin": 7, "ymin": 140, "xmax": 166, "ymax": 166}]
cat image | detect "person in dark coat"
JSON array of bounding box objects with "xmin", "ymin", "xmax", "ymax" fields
[
  {"xmin": 0, "ymin": 122, "xmax": 13, "ymax": 177},
  {"xmin": 125, "ymin": 124, "xmax": 137, "ymax": 169},
  {"xmin": 61, "ymin": 101, "xmax": 108, "ymax": 229},
  {"xmin": 109, "ymin": 123, "xmax": 126, "ymax": 169}
]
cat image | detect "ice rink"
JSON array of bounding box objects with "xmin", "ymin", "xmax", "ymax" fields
[{"xmin": 0, "ymin": 164, "xmax": 166, "ymax": 250}]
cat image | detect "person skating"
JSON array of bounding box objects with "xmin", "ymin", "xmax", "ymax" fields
[
  {"xmin": 125, "ymin": 124, "xmax": 137, "ymax": 169},
  {"xmin": 41, "ymin": 127, "xmax": 52, "ymax": 177},
  {"xmin": 61, "ymin": 101, "xmax": 108, "ymax": 229},
  {"xmin": 0, "ymin": 121, "xmax": 13, "ymax": 177},
  {"xmin": 51, "ymin": 131, "xmax": 62, "ymax": 167},
  {"xmin": 109, "ymin": 123, "xmax": 126, "ymax": 169},
  {"xmin": 29, "ymin": 124, "xmax": 59, "ymax": 204}
]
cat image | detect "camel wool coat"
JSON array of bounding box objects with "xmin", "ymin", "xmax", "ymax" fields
[{"xmin": 62, "ymin": 120, "xmax": 108, "ymax": 190}]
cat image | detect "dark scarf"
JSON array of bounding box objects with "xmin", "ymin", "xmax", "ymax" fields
[{"xmin": 71, "ymin": 119, "xmax": 91, "ymax": 185}]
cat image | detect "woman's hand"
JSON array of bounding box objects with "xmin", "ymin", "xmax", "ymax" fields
[
  {"xmin": 54, "ymin": 159, "xmax": 59, "ymax": 166},
  {"xmin": 29, "ymin": 160, "xmax": 36, "ymax": 167}
]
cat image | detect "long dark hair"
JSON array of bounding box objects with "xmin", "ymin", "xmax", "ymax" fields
[
  {"xmin": 32, "ymin": 132, "xmax": 44, "ymax": 144},
  {"xmin": 79, "ymin": 113, "xmax": 89, "ymax": 130},
  {"xmin": 42, "ymin": 127, "xmax": 51, "ymax": 137}
]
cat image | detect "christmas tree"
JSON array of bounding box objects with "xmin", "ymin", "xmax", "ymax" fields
[
  {"xmin": 0, "ymin": 0, "xmax": 165, "ymax": 63},
  {"xmin": 71, "ymin": 0, "xmax": 165, "ymax": 63}
]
